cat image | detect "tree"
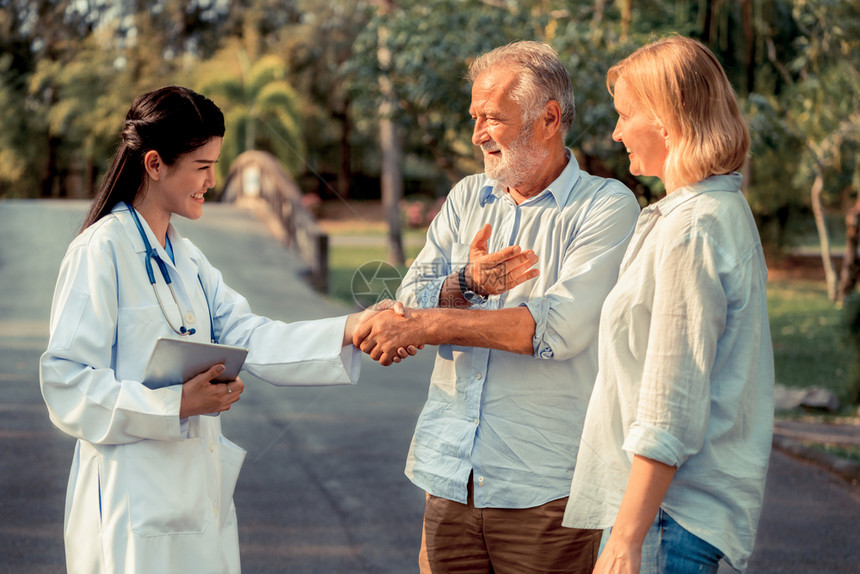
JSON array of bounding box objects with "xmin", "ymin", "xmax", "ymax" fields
[
  {"xmin": 347, "ymin": 0, "xmax": 540, "ymax": 262},
  {"xmin": 1, "ymin": 0, "xmax": 857, "ymax": 283},
  {"xmin": 0, "ymin": 0, "xmax": 232, "ymax": 197},
  {"xmin": 773, "ymin": 0, "xmax": 860, "ymax": 302},
  {"xmin": 276, "ymin": 0, "xmax": 373, "ymax": 200},
  {"xmin": 197, "ymin": 46, "xmax": 305, "ymax": 184},
  {"xmin": 29, "ymin": 29, "xmax": 131, "ymax": 196},
  {"xmin": 349, "ymin": 0, "xmax": 537, "ymax": 189},
  {"xmin": 376, "ymin": 0, "xmax": 405, "ymax": 265},
  {"xmin": 0, "ymin": 54, "xmax": 33, "ymax": 197},
  {"xmin": 0, "ymin": 0, "xmax": 108, "ymax": 197}
]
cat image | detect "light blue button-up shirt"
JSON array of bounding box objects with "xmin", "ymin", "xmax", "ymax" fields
[
  {"xmin": 397, "ymin": 152, "xmax": 639, "ymax": 508},
  {"xmin": 563, "ymin": 174, "xmax": 775, "ymax": 571}
]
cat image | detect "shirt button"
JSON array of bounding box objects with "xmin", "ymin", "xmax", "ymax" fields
[
  {"xmin": 478, "ymin": 476, "xmax": 485, "ymax": 487},
  {"xmin": 209, "ymin": 442, "xmax": 215, "ymax": 452},
  {"xmin": 476, "ymin": 373, "xmax": 482, "ymax": 380},
  {"xmin": 473, "ymin": 418, "xmax": 479, "ymax": 425},
  {"xmin": 186, "ymin": 312, "xmax": 195, "ymax": 323}
]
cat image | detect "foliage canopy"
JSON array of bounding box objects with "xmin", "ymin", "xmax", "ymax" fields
[{"xmin": 1, "ymin": 0, "xmax": 859, "ymax": 294}]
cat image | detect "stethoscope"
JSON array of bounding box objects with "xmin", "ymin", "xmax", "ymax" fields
[{"xmin": 126, "ymin": 202, "xmax": 216, "ymax": 342}]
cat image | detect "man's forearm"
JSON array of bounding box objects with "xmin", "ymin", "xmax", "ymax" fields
[
  {"xmin": 353, "ymin": 303, "xmax": 536, "ymax": 365},
  {"xmin": 414, "ymin": 306, "xmax": 535, "ymax": 355}
]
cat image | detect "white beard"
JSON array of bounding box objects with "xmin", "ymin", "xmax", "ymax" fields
[{"xmin": 482, "ymin": 125, "xmax": 549, "ymax": 189}]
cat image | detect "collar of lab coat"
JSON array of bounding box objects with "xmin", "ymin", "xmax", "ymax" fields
[
  {"xmin": 110, "ymin": 203, "xmax": 185, "ymax": 273},
  {"xmin": 109, "ymin": 203, "xmax": 208, "ymax": 336}
]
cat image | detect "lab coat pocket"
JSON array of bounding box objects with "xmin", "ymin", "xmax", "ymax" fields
[
  {"xmin": 117, "ymin": 305, "xmax": 164, "ymax": 376},
  {"xmin": 218, "ymin": 436, "xmax": 246, "ymax": 529},
  {"xmin": 127, "ymin": 438, "xmax": 211, "ymax": 537}
]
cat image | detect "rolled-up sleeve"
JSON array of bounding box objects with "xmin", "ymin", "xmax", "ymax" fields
[
  {"xmin": 525, "ymin": 192, "xmax": 640, "ymax": 360},
  {"xmin": 623, "ymin": 231, "xmax": 728, "ymax": 467}
]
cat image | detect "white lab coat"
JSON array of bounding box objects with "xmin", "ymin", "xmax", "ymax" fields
[{"xmin": 40, "ymin": 204, "xmax": 360, "ymax": 574}]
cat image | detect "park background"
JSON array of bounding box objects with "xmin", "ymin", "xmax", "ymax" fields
[{"xmin": 1, "ymin": 0, "xmax": 859, "ymax": 459}]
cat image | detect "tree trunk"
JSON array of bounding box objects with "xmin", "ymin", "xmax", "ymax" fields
[
  {"xmin": 40, "ymin": 135, "xmax": 60, "ymax": 198},
  {"xmin": 617, "ymin": 0, "xmax": 632, "ymax": 43},
  {"xmin": 699, "ymin": 0, "xmax": 714, "ymax": 43},
  {"xmin": 246, "ymin": 116, "xmax": 256, "ymax": 152},
  {"xmin": 86, "ymin": 159, "xmax": 97, "ymax": 198},
  {"xmin": 39, "ymin": 83, "xmax": 60, "ymax": 198},
  {"xmin": 592, "ymin": 0, "xmax": 606, "ymax": 30},
  {"xmin": 810, "ymin": 166, "xmax": 838, "ymax": 301},
  {"xmin": 334, "ymin": 102, "xmax": 352, "ymax": 199},
  {"xmin": 838, "ymin": 189, "xmax": 860, "ymax": 302},
  {"xmin": 380, "ymin": 115, "xmax": 405, "ymax": 266},
  {"xmin": 741, "ymin": 0, "xmax": 755, "ymax": 93},
  {"xmin": 377, "ymin": 8, "xmax": 405, "ymax": 266}
]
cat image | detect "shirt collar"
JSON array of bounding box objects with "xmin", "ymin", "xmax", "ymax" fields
[
  {"xmin": 479, "ymin": 148, "xmax": 581, "ymax": 209},
  {"xmin": 111, "ymin": 202, "xmax": 147, "ymax": 254},
  {"xmin": 111, "ymin": 202, "xmax": 180, "ymax": 263},
  {"xmin": 647, "ymin": 172, "xmax": 743, "ymax": 217}
]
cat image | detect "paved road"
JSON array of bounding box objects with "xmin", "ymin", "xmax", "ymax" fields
[{"xmin": 1, "ymin": 199, "xmax": 858, "ymax": 573}]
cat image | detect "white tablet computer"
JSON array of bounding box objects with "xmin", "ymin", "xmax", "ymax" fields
[{"xmin": 142, "ymin": 337, "xmax": 249, "ymax": 390}]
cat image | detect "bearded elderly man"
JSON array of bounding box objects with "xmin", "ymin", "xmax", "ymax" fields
[{"xmin": 354, "ymin": 41, "xmax": 640, "ymax": 574}]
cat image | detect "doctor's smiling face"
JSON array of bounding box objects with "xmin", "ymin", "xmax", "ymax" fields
[{"xmin": 137, "ymin": 137, "xmax": 223, "ymax": 236}]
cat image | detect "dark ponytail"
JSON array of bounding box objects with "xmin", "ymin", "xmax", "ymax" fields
[{"xmin": 80, "ymin": 86, "xmax": 225, "ymax": 232}]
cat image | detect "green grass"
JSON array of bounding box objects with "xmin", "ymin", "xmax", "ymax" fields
[
  {"xmin": 808, "ymin": 443, "xmax": 860, "ymax": 464},
  {"xmin": 767, "ymin": 279, "xmax": 856, "ymax": 402},
  {"xmin": 326, "ymin": 226, "xmax": 429, "ymax": 240},
  {"xmin": 328, "ymin": 243, "xmax": 424, "ymax": 309}
]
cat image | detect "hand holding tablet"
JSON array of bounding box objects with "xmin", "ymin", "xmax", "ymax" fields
[{"xmin": 142, "ymin": 338, "xmax": 248, "ymax": 390}]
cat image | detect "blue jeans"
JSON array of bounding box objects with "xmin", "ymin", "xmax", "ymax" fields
[{"xmin": 639, "ymin": 509, "xmax": 724, "ymax": 574}]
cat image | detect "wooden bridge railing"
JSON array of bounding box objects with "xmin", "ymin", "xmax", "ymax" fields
[{"xmin": 221, "ymin": 151, "xmax": 328, "ymax": 292}]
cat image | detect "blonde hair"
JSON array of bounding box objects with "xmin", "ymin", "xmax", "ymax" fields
[{"xmin": 607, "ymin": 36, "xmax": 749, "ymax": 191}]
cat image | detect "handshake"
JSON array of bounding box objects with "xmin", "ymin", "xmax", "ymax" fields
[
  {"xmin": 348, "ymin": 224, "xmax": 541, "ymax": 367},
  {"xmin": 350, "ymin": 300, "xmax": 424, "ymax": 367}
]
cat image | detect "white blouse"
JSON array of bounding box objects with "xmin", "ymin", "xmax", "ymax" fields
[{"xmin": 563, "ymin": 174, "xmax": 774, "ymax": 572}]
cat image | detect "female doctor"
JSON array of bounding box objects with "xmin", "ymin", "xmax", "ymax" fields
[{"xmin": 39, "ymin": 86, "xmax": 410, "ymax": 573}]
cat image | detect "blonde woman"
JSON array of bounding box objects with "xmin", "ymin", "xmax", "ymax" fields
[{"xmin": 563, "ymin": 37, "xmax": 774, "ymax": 574}]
